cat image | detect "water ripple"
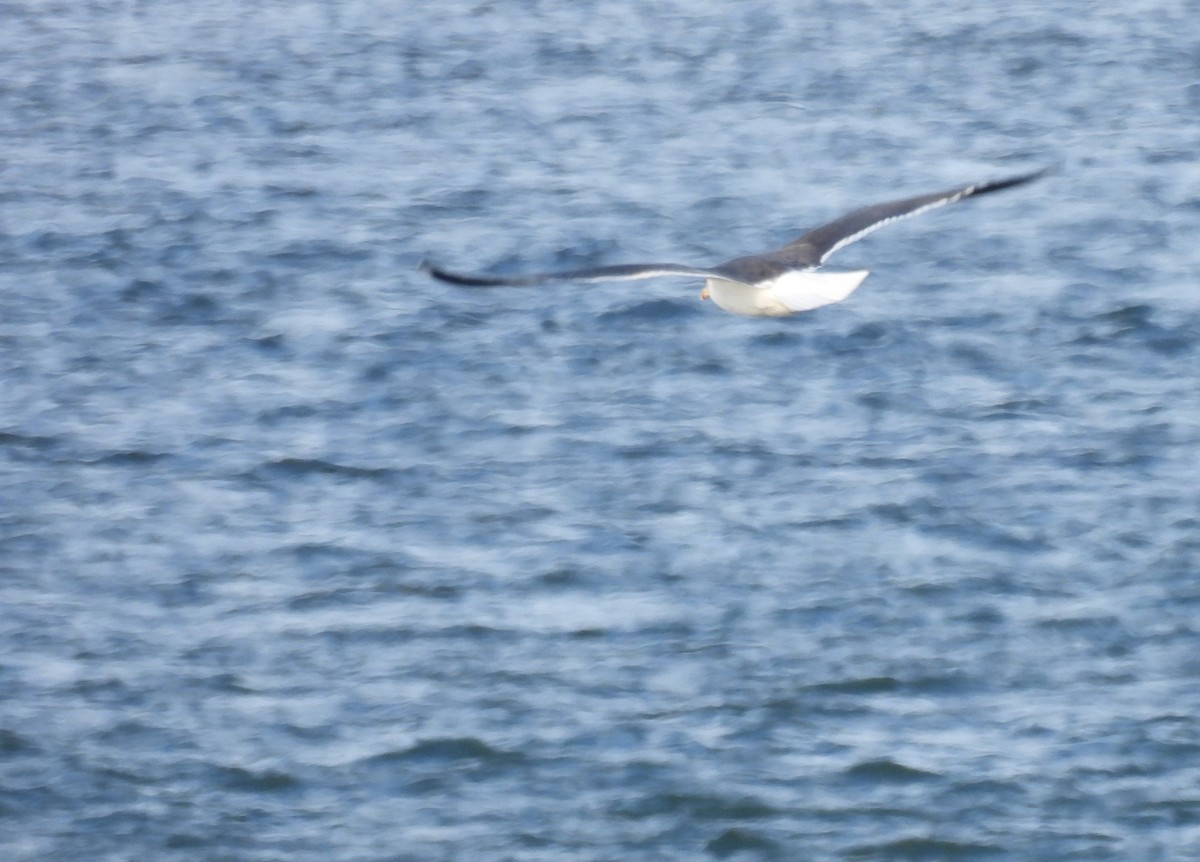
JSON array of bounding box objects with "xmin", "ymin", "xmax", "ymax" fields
[{"xmin": 3, "ymin": 2, "xmax": 1199, "ymax": 861}]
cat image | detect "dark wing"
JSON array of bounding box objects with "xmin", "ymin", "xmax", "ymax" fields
[
  {"xmin": 419, "ymin": 260, "xmax": 717, "ymax": 287},
  {"xmin": 774, "ymin": 168, "xmax": 1051, "ymax": 267}
]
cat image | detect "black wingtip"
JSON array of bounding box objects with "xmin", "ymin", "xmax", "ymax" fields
[
  {"xmin": 418, "ymin": 260, "xmax": 512, "ymax": 287},
  {"xmin": 981, "ymin": 164, "xmax": 1058, "ymax": 194},
  {"xmin": 417, "ymin": 259, "xmax": 463, "ymax": 283}
]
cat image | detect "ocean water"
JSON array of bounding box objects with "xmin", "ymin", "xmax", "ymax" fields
[{"xmin": 2, "ymin": 1, "xmax": 1200, "ymax": 860}]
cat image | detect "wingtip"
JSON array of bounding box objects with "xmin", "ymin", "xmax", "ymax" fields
[
  {"xmin": 973, "ymin": 164, "xmax": 1057, "ymax": 197},
  {"xmin": 417, "ymin": 261, "xmax": 506, "ymax": 287},
  {"xmin": 418, "ymin": 259, "xmax": 461, "ymax": 283}
]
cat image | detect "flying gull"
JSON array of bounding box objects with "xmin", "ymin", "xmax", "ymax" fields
[{"xmin": 421, "ymin": 168, "xmax": 1047, "ymax": 317}]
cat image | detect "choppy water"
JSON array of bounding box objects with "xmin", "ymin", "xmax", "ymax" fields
[{"xmin": 3, "ymin": 1, "xmax": 1200, "ymax": 860}]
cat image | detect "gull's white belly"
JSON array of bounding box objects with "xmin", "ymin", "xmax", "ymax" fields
[
  {"xmin": 704, "ymin": 270, "xmax": 870, "ymax": 317},
  {"xmin": 704, "ymin": 278, "xmax": 791, "ymax": 316}
]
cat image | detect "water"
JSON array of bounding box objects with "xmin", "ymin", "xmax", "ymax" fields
[{"xmin": 2, "ymin": 1, "xmax": 1200, "ymax": 860}]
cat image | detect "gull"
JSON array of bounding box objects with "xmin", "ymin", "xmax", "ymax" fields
[{"xmin": 420, "ymin": 168, "xmax": 1047, "ymax": 317}]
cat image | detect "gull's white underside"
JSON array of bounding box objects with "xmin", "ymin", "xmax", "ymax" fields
[{"xmin": 704, "ymin": 270, "xmax": 871, "ymax": 317}]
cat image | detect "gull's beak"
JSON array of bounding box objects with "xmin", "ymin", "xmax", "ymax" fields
[{"xmin": 699, "ymin": 286, "xmax": 710, "ymax": 301}]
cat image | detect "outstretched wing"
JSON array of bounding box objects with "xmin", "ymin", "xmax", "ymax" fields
[
  {"xmin": 419, "ymin": 260, "xmax": 717, "ymax": 287},
  {"xmin": 775, "ymin": 168, "xmax": 1050, "ymax": 267}
]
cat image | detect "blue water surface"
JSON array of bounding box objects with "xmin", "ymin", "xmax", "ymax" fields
[{"xmin": 2, "ymin": 1, "xmax": 1200, "ymax": 860}]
